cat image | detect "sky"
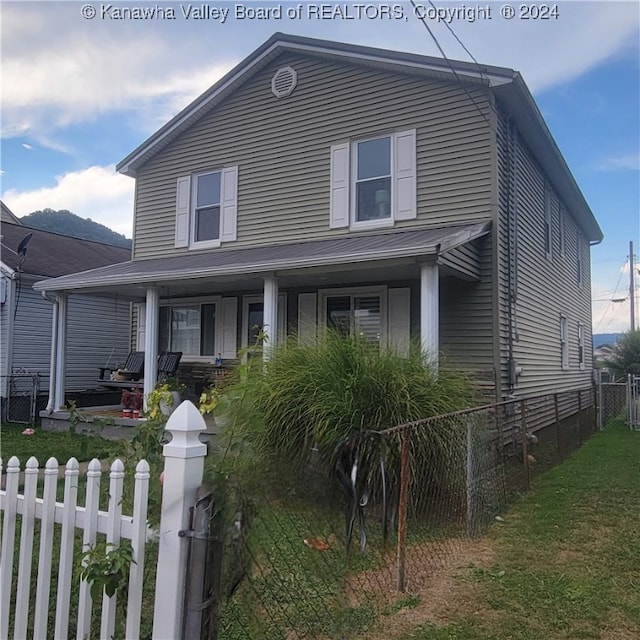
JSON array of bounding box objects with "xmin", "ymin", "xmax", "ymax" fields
[{"xmin": 1, "ymin": 0, "xmax": 639, "ymax": 333}]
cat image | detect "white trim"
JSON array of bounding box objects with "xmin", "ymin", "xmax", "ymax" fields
[
  {"xmin": 175, "ymin": 176, "xmax": 191, "ymax": 248},
  {"xmin": 329, "ymin": 143, "xmax": 350, "ymax": 229}
]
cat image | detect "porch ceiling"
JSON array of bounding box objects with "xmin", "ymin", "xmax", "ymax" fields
[{"xmin": 33, "ymin": 222, "xmax": 490, "ymax": 298}]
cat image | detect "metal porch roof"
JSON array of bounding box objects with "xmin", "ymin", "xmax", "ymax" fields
[{"xmin": 34, "ymin": 222, "xmax": 490, "ymax": 293}]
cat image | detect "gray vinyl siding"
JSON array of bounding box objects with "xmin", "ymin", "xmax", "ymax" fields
[
  {"xmin": 440, "ymin": 236, "xmax": 496, "ymax": 390},
  {"xmin": 7, "ymin": 278, "xmax": 130, "ymax": 393},
  {"xmin": 497, "ymin": 110, "xmax": 593, "ymax": 397},
  {"xmin": 133, "ymin": 52, "xmax": 493, "ymax": 259}
]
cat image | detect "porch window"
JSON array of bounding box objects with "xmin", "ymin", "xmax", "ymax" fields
[
  {"xmin": 159, "ymin": 302, "xmax": 218, "ymax": 357},
  {"xmin": 325, "ymin": 291, "xmax": 383, "ymax": 344},
  {"xmin": 241, "ymin": 295, "xmax": 287, "ymax": 355}
]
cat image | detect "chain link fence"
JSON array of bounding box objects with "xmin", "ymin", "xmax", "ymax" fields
[
  {"xmin": 186, "ymin": 386, "xmax": 598, "ymax": 639},
  {"xmin": 0, "ymin": 373, "xmax": 43, "ymax": 424}
]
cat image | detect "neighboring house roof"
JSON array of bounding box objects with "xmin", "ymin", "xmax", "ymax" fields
[
  {"xmin": 34, "ymin": 222, "xmax": 489, "ymax": 292},
  {"xmin": 1, "ymin": 222, "xmax": 131, "ymax": 278},
  {"xmin": 116, "ymin": 32, "xmax": 602, "ymax": 244},
  {"xmin": 1, "ymin": 201, "xmax": 22, "ymax": 225}
]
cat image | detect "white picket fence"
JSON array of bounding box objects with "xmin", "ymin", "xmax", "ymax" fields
[{"xmin": 0, "ymin": 400, "xmax": 208, "ymax": 640}]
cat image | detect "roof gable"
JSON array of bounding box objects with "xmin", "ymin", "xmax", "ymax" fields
[{"xmin": 116, "ymin": 32, "xmax": 601, "ymax": 243}]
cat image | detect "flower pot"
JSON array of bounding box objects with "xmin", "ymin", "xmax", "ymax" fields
[{"xmin": 159, "ymin": 391, "xmax": 181, "ymax": 416}]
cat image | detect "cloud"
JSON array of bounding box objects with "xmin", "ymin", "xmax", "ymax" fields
[
  {"xmin": 21, "ymin": 143, "xmax": 33, "ymax": 150},
  {"xmin": 1, "ymin": 166, "xmax": 135, "ymax": 237},
  {"xmin": 1, "ymin": 4, "xmax": 235, "ymax": 140},
  {"xmin": 597, "ymin": 153, "xmax": 640, "ymax": 172},
  {"xmin": 1, "ymin": 1, "xmax": 638, "ymax": 143}
]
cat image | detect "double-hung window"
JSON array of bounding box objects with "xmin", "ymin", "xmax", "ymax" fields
[
  {"xmin": 560, "ymin": 315, "xmax": 569, "ymax": 370},
  {"xmin": 578, "ymin": 323, "xmax": 585, "ymax": 369},
  {"xmin": 175, "ymin": 166, "xmax": 238, "ymax": 249},
  {"xmin": 544, "ymin": 185, "xmax": 552, "ymax": 259},
  {"xmin": 354, "ymin": 136, "xmax": 392, "ymax": 224},
  {"xmin": 193, "ymin": 171, "xmax": 221, "ymax": 244},
  {"xmin": 330, "ymin": 129, "xmax": 416, "ymax": 230}
]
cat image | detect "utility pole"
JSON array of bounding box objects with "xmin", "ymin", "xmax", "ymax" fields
[{"xmin": 630, "ymin": 240, "xmax": 636, "ymax": 331}]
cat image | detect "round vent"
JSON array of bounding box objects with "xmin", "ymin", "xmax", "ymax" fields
[{"xmin": 271, "ymin": 66, "xmax": 297, "ymax": 98}]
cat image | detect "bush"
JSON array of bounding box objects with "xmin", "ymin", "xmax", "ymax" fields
[{"xmin": 215, "ymin": 332, "xmax": 475, "ymax": 480}]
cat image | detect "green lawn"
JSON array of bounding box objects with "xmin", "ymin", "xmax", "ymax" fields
[
  {"xmin": 1, "ymin": 422, "xmax": 125, "ymax": 465},
  {"xmin": 372, "ymin": 417, "xmax": 640, "ymax": 640}
]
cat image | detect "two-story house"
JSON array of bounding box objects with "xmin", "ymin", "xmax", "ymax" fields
[{"xmin": 35, "ymin": 33, "xmax": 602, "ymax": 410}]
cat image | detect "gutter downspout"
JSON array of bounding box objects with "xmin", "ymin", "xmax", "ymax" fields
[{"xmin": 42, "ymin": 291, "xmax": 58, "ymax": 413}]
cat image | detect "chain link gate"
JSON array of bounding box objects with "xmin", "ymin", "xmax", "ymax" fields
[{"xmin": 1, "ymin": 373, "xmax": 41, "ymax": 424}]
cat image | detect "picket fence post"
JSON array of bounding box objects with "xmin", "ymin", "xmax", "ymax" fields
[{"xmin": 153, "ymin": 400, "xmax": 208, "ymax": 640}]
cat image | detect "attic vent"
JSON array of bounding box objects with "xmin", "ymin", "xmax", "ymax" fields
[{"xmin": 271, "ymin": 66, "xmax": 297, "ymax": 98}]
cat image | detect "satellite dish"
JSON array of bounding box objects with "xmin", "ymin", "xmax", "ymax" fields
[{"xmin": 17, "ymin": 233, "xmax": 33, "ymax": 256}]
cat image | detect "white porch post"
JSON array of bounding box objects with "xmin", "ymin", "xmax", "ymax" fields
[
  {"xmin": 53, "ymin": 293, "xmax": 67, "ymax": 411},
  {"xmin": 143, "ymin": 287, "xmax": 159, "ymax": 404},
  {"xmin": 420, "ymin": 262, "xmax": 439, "ymax": 370},
  {"xmin": 263, "ymin": 276, "xmax": 279, "ymax": 360},
  {"xmin": 45, "ymin": 294, "xmax": 59, "ymax": 412}
]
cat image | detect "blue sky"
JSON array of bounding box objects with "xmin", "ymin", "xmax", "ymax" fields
[{"xmin": 2, "ymin": 1, "xmax": 639, "ymax": 332}]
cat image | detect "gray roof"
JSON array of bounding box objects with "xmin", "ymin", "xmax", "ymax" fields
[
  {"xmin": 34, "ymin": 222, "xmax": 490, "ymax": 293},
  {"xmin": 116, "ymin": 32, "xmax": 602, "ymax": 243},
  {"xmin": 1, "ymin": 222, "xmax": 131, "ymax": 278}
]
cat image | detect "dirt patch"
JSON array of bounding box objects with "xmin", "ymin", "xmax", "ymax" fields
[{"xmin": 358, "ymin": 537, "xmax": 496, "ymax": 639}]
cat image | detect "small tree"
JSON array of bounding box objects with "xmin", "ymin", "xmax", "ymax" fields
[{"xmin": 606, "ymin": 329, "xmax": 640, "ymax": 378}]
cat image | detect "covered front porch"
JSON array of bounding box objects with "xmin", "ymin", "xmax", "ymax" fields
[{"xmin": 34, "ymin": 222, "xmax": 491, "ymax": 413}]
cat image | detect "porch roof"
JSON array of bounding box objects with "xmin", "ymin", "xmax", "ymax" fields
[{"xmin": 33, "ymin": 222, "xmax": 490, "ymax": 294}]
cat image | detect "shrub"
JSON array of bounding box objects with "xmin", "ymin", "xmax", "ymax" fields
[{"xmin": 215, "ymin": 332, "xmax": 475, "ymax": 481}]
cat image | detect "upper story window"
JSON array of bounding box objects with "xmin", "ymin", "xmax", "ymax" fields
[
  {"xmin": 576, "ymin": 234, "xmax": 583, "ymax": 286},
  {"xmin": 559, "ymin": 207, "xmax": 566, "ymax": 258},
  {"xmin": 193, "ymin": 171, "xmax": 221, "ymax": 244},
  {"xmin": 544, "ymin": 185, "xmax": 552, "ymax": 259},
  {"xmin": 174, "ymin": 166, "xmax": 238, "ymax": 250},
  {"xmin": 329, "ymin": 129, "xmax": 416, "ymax": 231},
  {"xmin": 354, "ymin": 136, "xmax": 392, "ymax": 224}
]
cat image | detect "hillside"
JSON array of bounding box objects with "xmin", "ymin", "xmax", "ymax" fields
[
  {"xmin": 19, "ymin": 209, "xmax": 132, "ymax": 249},
  {"xmin": 593, "ymin": 333, "xmax": 623, "ymax": 348}
]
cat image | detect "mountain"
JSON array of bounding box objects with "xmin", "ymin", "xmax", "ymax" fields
[
  {"xmin": 593, "ymin": 333, "xmax": 624, "ymax": 348},
  {"xmin": 19, "ymin": 209, "xmax": 132, "ymax": 249}
]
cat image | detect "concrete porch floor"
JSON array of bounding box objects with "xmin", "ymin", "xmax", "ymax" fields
[{"xmin": 39, "ymin": 404, "xmax": 219, "ymax": 440}]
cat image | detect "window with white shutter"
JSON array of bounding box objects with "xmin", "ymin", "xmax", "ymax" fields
[
  {"xmin": 329, "ymin": 130, "xmax": 416, "ymax": 231},
  {"xmin": 175, "ymin": 166, "xmax": 238, "ymax": 249}
]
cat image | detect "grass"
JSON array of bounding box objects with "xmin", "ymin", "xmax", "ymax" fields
[
  {"xmin": 395, "ymin": 417, "xmax": 640, "ymax": 640},
  {"xmin": 1, "ymin": 421, "xmax": 125, "ymax": 465}
]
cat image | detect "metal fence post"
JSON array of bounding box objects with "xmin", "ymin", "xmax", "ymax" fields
[
  {"xmin": 153, "ymin": 401, "xmax": 208, "ymax": 640},
  {"xmin": 396, "ymin": 431, "xmax": 410, "ymax": 592}
]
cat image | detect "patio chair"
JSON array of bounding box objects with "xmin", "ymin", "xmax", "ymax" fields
[
  {"xmin": 99, "ymin": 351, "xmax": 145, "ymax": 381},
  {"xmin": 157, "ymin": 351, "xmax": 183, "ymax": 383}
]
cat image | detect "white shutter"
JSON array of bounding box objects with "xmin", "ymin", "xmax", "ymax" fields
[
  {"xmin": 297, "ymin": 293, "xmax": 317, "ymax": 346},
  {"xmin": 388, "ymin": 288, "xmax": 411, "ymax": 357},
  {"xmin": 393, "ymin": 129, "xmax": 417, "ymax": 221},
  {"xmin": 220, "ymin": 166, "xmax": 238, "ymax": 243},
  {"xmin": 220, "ymin": 297, "xmax": 238, "ymax": 359},
  {"xmin": 329, "ymin": 143, "xmax": 350, "ymax": 229},
  {"xmin": 175, "ymin": 175, "xmax": 191, "ymax": 248},
  {"xmin": 135, "ymin": 303, "xmax": 146, "ymax": 351}
]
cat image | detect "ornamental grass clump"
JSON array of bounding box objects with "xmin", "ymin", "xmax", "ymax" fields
[{"xmin": 217, "ymin": 331, "xmax": 475, "ymax": 481}]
